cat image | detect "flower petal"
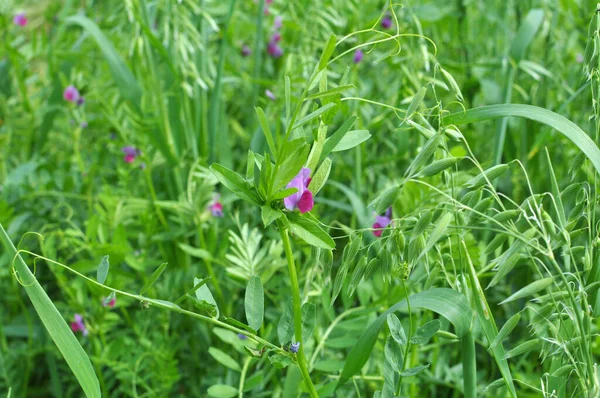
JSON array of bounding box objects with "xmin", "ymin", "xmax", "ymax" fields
[{"xmin": 297, "ymin": 190, "xmax": 314, "ymax": 213}]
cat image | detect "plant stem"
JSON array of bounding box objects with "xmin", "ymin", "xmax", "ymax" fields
[
  {"xmin": 278, "ymin": 221, "xmax": 319, "ymax": 398},
  {"xmin": 396, "ymin": 279, "xmax": 412, "ymax": 396},
  {"xmin": 462, "ymin": 330, "xmax": 477, "ymax": 398}
]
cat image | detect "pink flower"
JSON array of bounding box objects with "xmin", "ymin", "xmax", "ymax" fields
[
  {"xmin": 209, "ymin": 201, "xmax": 224, "ymax": 217},
  {"xmin": 102, "ymin": 296, "xmax": 116, "ymax": 308},
  {"xmin": 274, "ymin": 16, "xmax": 283, "ymax": 29},
  {"xmin": 381, "ymin": 14, "xmax": 392, "ymax": 29},
  {"xmin": 372, "ymin": 208, "xmax": 392, "ymax": 237},
  {"xmin": 267, "ymin": 39, "xmax": 283, "ymax": 58},
  {"xmin": 353, "ymin": 49, "xmax": 364, "ymax": 64},
  {"xmin": 63, "ymin": 85, "xmax": 80, "ymax": 103},
  {"xmin": 265, "ymin": 89, "xmax": 276, "ymax": 100},
  {"xmin": 122, "ymin": 146, "xmax": 140, "ymax": 163},
  {"xmin": 14, "ymin": 13, "xmax": 27, "ymax": 27},
  {"xmin": 70, "ymin": 314, "xmax": 88, "ymax": 336},
  {"xmin": 284, "ymin": 168, "xmax": 314, "ymax": 213},
  {"xmin": 272, "ymin": 32, "xmax": 281, "ymax": 43}
]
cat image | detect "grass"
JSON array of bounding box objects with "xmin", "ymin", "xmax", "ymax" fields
[{"xmin": 1, "ymin": 0, "xmax": 599, "ymax": 397}]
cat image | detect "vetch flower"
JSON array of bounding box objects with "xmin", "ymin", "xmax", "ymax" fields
[
  {"xmin": 353, "ymin": 49, "xmax": 364, "ymax": 64},
  {"xmin": 14, "ymin": 13, "xmax": 27, "ymax": 27},
  {"xmin": 284, "ymin": 167, "xmax": 314, "ymax": 213},
  {"xmin": 372, "ymin": 207, "xmax": 392, "ymax": 237},
  {"xmin": 241, "ymin": 45, "xmax": 252, "ymax": 57},
  {"xmin": 290, "ymin": 341, "xmax": 300, "ymax": 353},
  {"xmin": 209, "ymin": 201, "xmax": 224, "ymax": 217},
  {"xmin": 102, "ymin": 296, "xmax": 116, "ymax": 308},
  {"xmin": 274, "ymin": 15, "xmax": 283, "ymax": 29},
  {"xmin": 76, "ymin": 96, "xmax": 85, "ymax": 106},
  {"xmin": 80, "ymin": 121, "xmax": 88, "ymax": 129},
  {"xmin": 272, "ymin": 32, "xmax": 281, "ymax": 43},
  {"xmin": 121, "ymin": 146, "xmax": 140, "ymax": 163},
  {"xmin": 267, "ymin": 39, "xmax": 283, "ymax": 58},
  {"xmin": 63, "ymin": 85, "xmax": 80, "ymax": 103},
  {"xmin": 71, "ymin": 314, "xmax": 88, "ymax": 336},
  {"xmin": 237, "ymin": 333, "xmax": 248, "ymax": 340},
  {"xmin": 381, "ymin": 14, "xmax": 392, "ymax": 29},
  {"xmin": 265, "ymin": 89, "xmax": 276, "ymax": 101}
]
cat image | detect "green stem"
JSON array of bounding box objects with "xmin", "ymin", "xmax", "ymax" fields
[
  {"xmin": 462, "ymin": 330, "xmax": 477, "ymax": 398},
  {"xmin": 277, "ymin": 222, "xmax": 318, "ymax": 398},
  {"xmin": 396, "ymin": 279, "xmax": 412, "ymax": 395},
  {"xmin": 238, "ymin": 357, "xmax": 252, "ymax": 398}
]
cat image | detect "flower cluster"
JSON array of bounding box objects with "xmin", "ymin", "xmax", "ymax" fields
[
  {"xmin": 71, "ymin": 314, "xmax": 88, "ymax": 336},
  {"xmin": 122, "ymin": 146, "xmax": 141, "ymax": 164},
  {"xmin": 14, "ymin": 13, "xmax": 27, "ymax": 27},
  {"xmin": 209, "ymin": 196, "xmax": 224, "ymax": 217},
  {"xmin": 267, "ymin": 16, "xmax": 283, "ymax": 58}
]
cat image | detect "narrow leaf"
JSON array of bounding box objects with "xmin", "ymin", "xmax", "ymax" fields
[
  {"xmin": 96, "ymin": 255, "xmax": 109, "ymax": 284},
  {"xmin": 245, "ymin": 276, "xmax": 264, "ymax": 331}
]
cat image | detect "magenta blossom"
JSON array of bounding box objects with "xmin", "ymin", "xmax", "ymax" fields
[
  {"xmin": 353, "ymin": 49, "xmax": 364, "ymax": 64},
  {"xmin": 265, "ymin": 89, "xmax": 276, "ymax": 100},
  {"xmin": 14, "ymin": 13, "xmax": 27, "ymax": 27},
  {"xmin": 372, "ymin": 208, "xmax": 392, "ymax": 237},
  {"xmin": 122, "ymin": 146, "xmax": 140, "ymax": 163},
  {"xmin": 71, "ymin": 314, "xmax": 88, "ymax": 336},
  {"xmin": 63, "ymin": 85, "xmax": 80, "ymax": 103},
  {"xmin": 272, "ymin": 32, "xmax": 281, "ymax": 43},
  {"xmin": 274, "ymin": 15, "xmax": 283, "ymax": 29},
  {"xmin": 284, "ymin": 168, "xmax": 314, "ymax": 213},
  {"xmin": 209, "ymin": 201, "xmax": 224, "ymax": 217},
  {"xmin": 267, "ymin": 39, "xmax": 283, "ymax": 58},
  {"xmin": 241, "ymin": 45, "xmax": 252, "ymax": 57},
  {"xmin": 381, "ymin": 14, "xmax": 392, "ymax": 29},
  {"xmin": 102, "ymin": 296, "xmax": 116, "ymax": 308}
]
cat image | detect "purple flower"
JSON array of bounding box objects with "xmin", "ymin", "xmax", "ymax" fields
[
  {"xmin": 71, "ymin": 314, "xmax": 88, "ymax": 336},
  {"xmin": 284, "ymin": 168, "xmax": 314, "ymax": 213},
  {"xmin": 290, "ymin": 341, "xmax": 300, "ymax": 353},
  {"xmin": 63, "ymin": 85, "xmax": 80, "ymax": 103},
  {"xmin": 209, "ymin": 201, "xmax": 224, "ymax": 217},
  {"xmin": 14, "ymin": 13, "xmax": 27, "ymax": 27},
  {"xmin": 267, "ymin": 40, "xmax": 283, "ymax": 58},
  {"xmin": 274, "ymin": 15, "xmax": 283, "ymax": 30},
  {"xmin": 241, "ymin": 45, "xmax": 252, "ymax": 57},
  {"xmin": 353, "ymin": 49, "xmax": 364, "ymax": 64},
  {"xmin": 237, "ymin": 333, "xmax": 248, "ymax": 340},
  {"xmin": 80, "ymin": 121, "xmax": 88, "ymax": 129},
  {"xmin": 372, "ymin": 208, "xmax": 392, "ymax": 237},
  {"xmin": 102, "ymin": 296, "xmax": 116, "ymax": 308},
  {"xmin": 265, "ymin": 89, "xmax": 276, "ymax": 101},
  {"xmin": 272, "ymin": 32, "xmax": 281, "ymax": 43},
  {"xmin": 76, "ymin": 96, "xmax": 85, "ymax": 106},
  {"xmin": 122, "ymin": 146, "xmax": 140, "ymax": 163},
  {"xmin": 381, "ymin": 14, "xmax": 392, "ymax": 29}
]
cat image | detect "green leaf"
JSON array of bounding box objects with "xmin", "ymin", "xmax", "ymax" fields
[
  {"xmin": 301, "ymin": 302, "xmax": 316, "ymax": 342},
  {"xmin": 308, "ymin": 157, "xmax": 332, "ymax": 195},
  {"xmin": 318, "ymin": 34, "xmax": 337, "ymax": 70},
  {"xmin": 331, "ymin": 130, "xmax": 371, "ymax": 152},
  {"xmin": 321, "ymin": 116, "xmax": 357, "ymax": 160},
  {"xmin": 178, "ymin": 243, "xmax": 212, "ymax": 260},
  {"xmin": 245, "ymin": 276, "xmax": 264, "ymax": 331},
  {"xmin": 208, "ymin": 347, "xmax": 241, "ymax": 371},
  {"xmin": 207, "ymin": 384, "xmax": 238, "ymax": 398},
  {"xmin": 96, "ymin": 255, "xmax": 109, "ymax": 284},
  {"xmin": 287, "ymin": 213, "xmax": 335, "ymax": 249},
  {"xmin": 140, "ymin": 262, "xmax": 168, "ymax": 295},
  {"xmin": 399, "ymin": 364, "xmax": 430, "ymax": 377},
  {"xmin": 271, "ymin": 187, "xmax": 297, "ymax": 201},
  {"xmin": 369, "ymin": 185, "xmax": 401, "ymax": 215},
  {"xmin": 195, "ymin": 279, "xmax": 220, "ymax": 318},
  {"xmin": 489, "ymin": 313, "xmax": 521, "ymax": 351},
  {"xmin": 255, "ymin": 107, "xmax": 277, "ymax": 156},
  {"xmin": 272, "ymin": 140, "xmax": 309, "ymax": 192},
  {"xmin": 210, "ymin": 164, "xmax": 261, "ymax": 205},
  {"xmin": 278, "ymin": 298, "xmax": 294, "ymax": 345},
  {"xmin": 269, "ymin": 353, "xmax": 293, "ymax": 369},
  {"xmin": 306, "ymin": 85, "xmax": 354, "ymax": 100},
  {"xmin": 510, "ymin": 9, "xmax": 544, "ymax": 61},
  {"xmin": 444, "ymin": 104, "xmax": 600, "ymax": 176},
  {"xmin": 387, "ymin": 314, "xmax": 407, "ymax": 346},
  {"xmin": 503, "ymin": 339, "xmax": 540, "ymax": 359},
  {"xmin": 261, "ymin": 206, "xmax": 283, "ymax": 228},
  {"xmin": 405, "ymin": 86, "xmax": 427, "ymax": 121},
  {"xmin": 407, "ymin": 134, "xmax": 443, "ymax": 176},
  {"xmin": 293, "ymin": 103, "xmax": 337, "ymax": 129},
  {"xmin": 65, "ymin": 16, "xmax": 142, "ymax": 107},
  {"xmin": 464, "ymin": 164, "xmax": 510, "ymax": 189},
  {"xmin": 384, "ymin": 337, "xmax": 404, "ymax": 372},
  {"xmin": 410, "ymin": 319, "xmax": 441, "ymax": 345},
  {"xmin": 338, "ymin": 288, "xmax": 471, "ymax": 386},
  {"xmin": 499, "ymin": 278, "xmax": 554, "ymax": 305},
  {"xmin": 306, "ymin": 123, "xmax": 327, "ymax": 173},
  {"xmin": 0, "ymin": 224, "xmax": 101, "ymax": 397}
]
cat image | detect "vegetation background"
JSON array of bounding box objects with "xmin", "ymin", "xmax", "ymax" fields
[{"xmin": 1, "ymin": 0, "xmax": 599, "ymax": 397}]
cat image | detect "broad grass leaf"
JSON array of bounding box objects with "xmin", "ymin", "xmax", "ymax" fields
[
  {"xmin": 444, "ymin": 104, "xmax": 600, "ymax": 176},
  {"xmin": 140, "ymin": 262, "xmax": 168, "ymax": 295},
  {"xmin": 208, "ymin": 347, "xmax": 241, "ymax": 371},
  {"xmin": 337, "ymin": 288, "xmax": 471, "ymax": 387},
  {"xmin": 0, "ymin": 225, "xmax": 101, "ymax": 397},
  {"xmin": 96, "ymin": 255, "xmax": 109, "ymax": 284},
  {"xmin": 245, "ymin": 276, "xmax": 264, "ymax": 331},
  {"xmin": 65, "ymin": 16, "xmax": 142, "ymax": 107},
  {"xmin": 287, "ymin": 213, "xmax": 335, "ymax": 249},
  {"xmin": 509, "ymin": 9, "xmax": 544, "ymax": 61},
  {"xmin": 499, "ymin": 277, "xmax": 554, "ymax": 305},
  {"xmin": 207, "ymin": 384, "xmax": 238, "ymax": 398}
]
